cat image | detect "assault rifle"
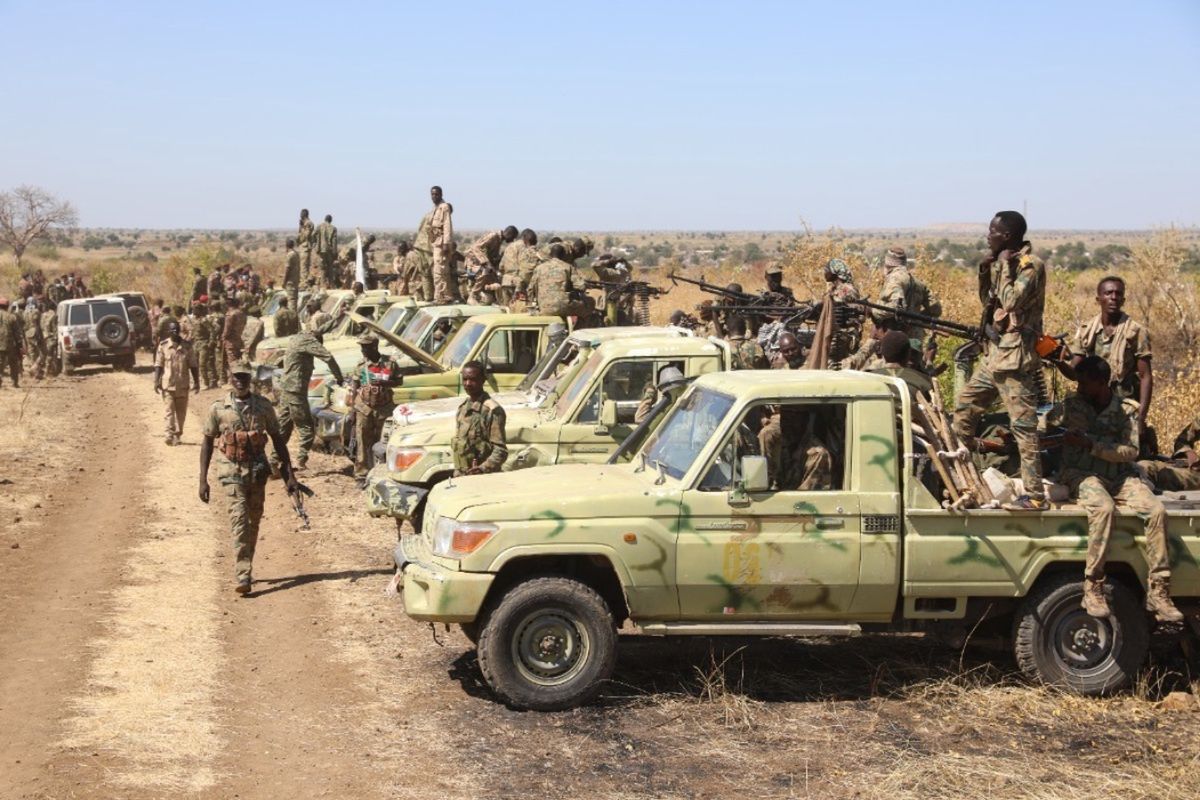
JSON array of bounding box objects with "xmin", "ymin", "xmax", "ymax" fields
[
  {"xmin": 668, "ymin": 272, "xmax": 794, "ymax": 308},
  {"xmin": 848, "ymin": 299, "xmax": 982, "ymax": 340},
  {"xmin": 288, "ymin": 481, "xmax": 315, "ymax": 530}
]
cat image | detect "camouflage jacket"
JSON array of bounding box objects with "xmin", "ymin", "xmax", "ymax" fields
[
  {"xmin": 429, "ymin": 202, "xmax": 453, "ymax": 250},
  {"xmin": 203, "ymin": 392, "xmax": 280, "ymax": 482},
  {"xmin": 272, "ymin": 308, "xmax": 300, "ymax": 338},
  {"xmin": 284, "ymin": 250, "xmax": 302, "ymax": 286},
  {"xmin": 498, "ymin": 241, "xmax": 526, "ymax": 277},
  {"xmin": 414, "ymin": 210, "xmax": 433, "ymax": 254},
  {"xmin": 452, "ymin": 392, "xmax": 508, "ymax": 474},
  {"xmin": 397, "ymin": 250, "xmax": 425, "ymax": 280},
  {"xmin": 979, "ymin": 242, "xmax": 1045, "ymax": 372},
  {"xmin": 40, "ymin": 309, "xmax": 57, "ymax": 340},
  {"xmin": 0, "ymin": 309, "xmax": 24, "ymax": 351},
  {"xmin": 192, "ymin": 315, "xmax": 217, "ymax": 345},
  {"xmin": 316, "ymin": 221, "xmax": 337, "ymax": 254},
  {"xmin": 279, "ymin": 332, "xmax": 335, "ymax": 395},
  {"xmin": 1069, "ymin": 312, "xmax": 1150, "ymax": 398},
  {"xmin": 298, "ymin": 217, "xmax": 315, "ymax": 248},
  {"xmin": 1048, "ymin": 392, "xmax": 1139, "ymax": 483},
  {"xmin": 221, "ymin": 309, "xmax": 246, "ymax": 343},
  {"xmin": 350, "ymin": 354, "xmax": 403, "ymax": 413},
  {"xmin": 22, "ymin": 308, "xmax": 43, "ymax": 345},
  {"xmin": 530, "ymin": 258, "xmax": 573, "ymax": 317},
  {"xmin": 465, "ymin": 230, "xmax": 504, "ymax": 267},
  {"xmin": 727, "ymin": 334, "xmax": 767, "ymax": 370},
  {"xmin": 880, "ymin": 267, "xmax": 940, "ymax": 339}
]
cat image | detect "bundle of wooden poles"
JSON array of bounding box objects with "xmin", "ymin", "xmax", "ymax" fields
[{"xmin": 911, "ymin": 380, "xmax": 996, "ymax": 510}]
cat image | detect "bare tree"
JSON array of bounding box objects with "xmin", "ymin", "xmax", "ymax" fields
[{"xmin": 0, "ymin": 185, "xmax": 79, "ymax": 269}]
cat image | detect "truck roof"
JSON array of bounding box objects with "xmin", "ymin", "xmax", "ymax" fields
[
  {"xmin": 693, "ymin": 368, "xmax": 900, "ymax": 400},
  {"xmin": 463, "ymin": 313, "xmax": 561, "ymax": 326},
  {"xmin": 567, "ymin": 325, "xmax": 690, "ymax": 347},
  {"xmin": 592, "ymin": 333, "xmax": 723, "ymax": 357}
]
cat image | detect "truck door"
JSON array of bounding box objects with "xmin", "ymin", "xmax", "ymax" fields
[
  {"xmin": 675, "ymin": 399, "xmax": 863, "ymax": 620},
  {"xmin": 557, "ymin": 358, "xmax": 667, "ymax": 462},
  {"xmin": 479, "ymin": 327, "xmax": 543, "ymax": 391}
]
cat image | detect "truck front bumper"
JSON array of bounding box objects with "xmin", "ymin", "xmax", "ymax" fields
[
  {"xmin": 396, "ymin": 537, "xmax": 493, "ymax": 622},
  {"xmin": 366, "ymin": 471, "xmax": 429, "ymax": 520}
]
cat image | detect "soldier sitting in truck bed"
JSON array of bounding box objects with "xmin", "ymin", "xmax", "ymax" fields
[{"xmin": 1140, "ymin": 411, "xmax": 1200, "ymax": 493}]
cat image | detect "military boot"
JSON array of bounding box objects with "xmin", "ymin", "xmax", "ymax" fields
[
  {"xmin": 1146, "ymin": 577, "xmax": 1184, "ymax": 623},
  {"xmin": 1081, "ymin": 578, "xmax": 1110, "ymax": 619}
]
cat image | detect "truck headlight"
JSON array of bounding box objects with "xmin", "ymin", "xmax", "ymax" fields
[
  {"xmin": 387, "ymin": 445, "xmax": 425, "ymax": 472},
  {"xmin": 431, "ymin": 516, "xmax": 497, "ymax": 558}
]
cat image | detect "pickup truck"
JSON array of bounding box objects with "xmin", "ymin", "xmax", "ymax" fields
[
  {"xmin": 312, "ymin": 311, "xmax": 562, "ymax": 456},
  {"xmin": 255, "ymin": 288, "xmax": 396, "ymax": 366},
  {"xmin": 368, "ymin": 328, "xmax": 726, "ymax": 530},
  {"xmin": 397, "ymin": 370, "xmax": 1200, "ymax": 710}
]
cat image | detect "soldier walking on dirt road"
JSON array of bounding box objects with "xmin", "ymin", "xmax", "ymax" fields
[
  {"xmin": 275, "ymin": 316, "xmax": 344, "ymax": 471},
  {"xmin": 154, "ymin": 320, "xmax": 200, "ymax": 445},
  {"xmin": 200, "ymin": 360, "xmax": 299, "ymax": 595}
]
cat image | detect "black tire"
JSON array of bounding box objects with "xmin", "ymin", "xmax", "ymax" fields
[
  {"xmin": 460, "ymin": 621, "xmax": 482, "ymax": 645},
  {"xmin": 1013, "ymin": 574, "xmax": 1149, "ymax": 695},
  {"xmin": 477, "ymin": 576, "xmax": 617, "ymax": 711},
  {"xmin": 95, "ymin": 315, "xmax": 129, "ymax": 348}
]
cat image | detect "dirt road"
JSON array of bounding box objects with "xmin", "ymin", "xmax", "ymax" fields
[{"xmin": 3, "ymin": 360, "xmax": 1200, "ymax": 800}]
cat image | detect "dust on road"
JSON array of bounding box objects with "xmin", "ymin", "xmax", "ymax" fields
[{"xmin": 2, "ymin": 360, "xmax": 1200, "ymax": 800}]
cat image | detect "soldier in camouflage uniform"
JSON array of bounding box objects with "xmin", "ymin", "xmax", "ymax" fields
[
  {"xmin": 412, "ymin": 205, "xmax": 436, "ymax": 301},
  {"xmin": 154, "ymin": 320, "xmax": 200, "ymax": 445},
  {"xmin": 426, "ymin": 187, "xmax": 455, "ymax": 302},
  {"xmin": 726, "ymin": 315, "xmax": 768, "ymax": 370},
  {"xmin": 528, "ymin": 244, "xmax": 574, "ymax": 319},
  {"xmin": 316, "ymin": 214, "xmax": 338, "ymax": 288},
  {"xmin": 275, "ymin": 316, "xmax": 344, "ymax": 470},
  {"xmin": 1047, "ymin": 356, "xmax": 1182, "ymax": 622},
  {"xmin": 452, "ymin": 360, "xmax": 508, "ymax": 476},
  {"xmin": 193, "ymin": 304, "xmax": 219, "ymax": 389},
  {"xmin": 952, "ymin": 211, "xmax": 1048, "ymax": 510},
  {"xmin": 1140, "ymin": 413, "xmax": 1200, "ymax": 493},
  {"xmin": 759, "ymin": 403, "xmax": 833, "ymax": 491},
  {"xmin": 0, "ymin": 297, "xmax": 24, "ymax": 388},
  {"xmin": 1063, "ymin": 275, "xmax": 1153, "ymax": 434},
  {"xmin": 272, "ymin": 296, "xmax": 300, "ymax": 338},
  {"xmin": 511, "ymin": 229, "xmax": 543, "ymax": 310},
  {"xmin": 393, "ymin": 241, "xmax": 424, "ymax": 299},
  {"xmin": 297, "ymin": 209, "xmax": 315, "ymax": 277},
  {"xmin": 879, "ymin": 247, "xmax": 941, "ymax": 356},
  {"xmin": 220, "ymin": 297, "xmax": 247, "ymax": 370},
  {"xmin": 348, "ymin": 333, "xmax": 403, "ymax": 482},
  {"xmin": 824, "ymin": 258, "xmax": 863, "ymax": 363},
  {"xmin": 40, "ymin": 300, "xmax": 60, "ymax": 377},
  {"xmin": 283, "ymin": 238, "xmax": 302, "ymax": 310},
  {"xmin": 22, "ymin": 299, "xmax": 45, "ymax": 379},
  {"xmin": 770, "ymin": 331, "xmax": 805, "ymax": 370},
  {"xmin": 200, "ymin": 360, "xmax": 299, "ymax": 595},
  {"xmin": 498, "ymin": 229, "xmax": 532, "ymax": 306}
]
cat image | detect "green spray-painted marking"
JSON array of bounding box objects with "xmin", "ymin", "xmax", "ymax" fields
[
  {"xmin": 1057, "ymin": 521, "xmax": 1089, "ymax": 553},
  {"xmin": 861, "ymin": 433, "xmax": 896, "ymax": 483},
  {"xmin": 1169, "ymin": 536, "xmax": 1199, "ymax": 568},
  {"xmin": 705, "ymin": 573, "xmax": 762, "ymax": 613},
  {"xmin": 948, "ymin": 536, "xmax": 1003, "ymax": 568},
  {"xmin": 629, "ymin": 538, "xmax": 668, "ymax": 577},
  {"xmin": 532, "ymin": 510, "xmax": 566, "ymax": 538}
]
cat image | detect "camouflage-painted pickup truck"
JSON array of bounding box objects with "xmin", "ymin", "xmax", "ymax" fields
[
  {"xmin": 397, "ymin": 370, "xmax": 1200, "ymax": 710},
  {"xmin": 368, "ymin": 327, "xmax": 727, "ymax": 529}
]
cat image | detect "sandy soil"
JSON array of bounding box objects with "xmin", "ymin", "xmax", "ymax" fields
[{"xmin": 2, "ymin": 357, "xmax": 1200, "ymax": 800}]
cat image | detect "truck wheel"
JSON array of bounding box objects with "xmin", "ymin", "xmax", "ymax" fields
[
  {"xmin": 459, "ymin": 621, "xmax": 481, "ymax": 645},
  {"xmin": 477, "ymin": 577, "xmax": 617, "ymax": 711},
  {"xmin": 1013, "ymin": 574, "xmax": 1148, "ymax": 695}
]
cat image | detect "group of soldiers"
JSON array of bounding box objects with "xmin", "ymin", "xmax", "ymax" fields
[
  {"xmin": 0, "ymin": 295, "xmax": 61, "ymax": 386},
  {"xmin": 14, "ymin": 269, "xmax": 91, "ymax": 304}
]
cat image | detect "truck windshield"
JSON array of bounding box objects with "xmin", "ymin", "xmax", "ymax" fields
[
  {"xmin": 441, "ymin": 321, "xmax": 486, "ymax": 368},
  {"xmin": 641, "ymin": 388, "xmax": 735, "ymax": 480},
  {"xmin": 378, "ymin": 304, "xmax": 411, "ymax": 334},
  {"xmin": 400, "ymin": 309, "xmax": 438, "ymax": 348},
  {"xmin": 554, "ymin": 350, "xmax": 604, "ymax": 418}
]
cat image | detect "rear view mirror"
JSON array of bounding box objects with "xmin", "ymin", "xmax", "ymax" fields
[{"xmin": 741, "ymin": 455, "xmax": 769, "ymax": 493}]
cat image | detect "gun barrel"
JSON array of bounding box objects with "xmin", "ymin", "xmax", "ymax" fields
[
  {"xmin": 668, "ymin": 273, "xmax": 756, "ymax": 303},
  {"xmin": 849, "ymin": 299, "xmax": 979, "ymax": 338}
]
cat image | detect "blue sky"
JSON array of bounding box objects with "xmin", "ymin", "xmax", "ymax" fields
[{"xmin": 2, "ymin": 0, "xmax": 1197, "ymax": 230}]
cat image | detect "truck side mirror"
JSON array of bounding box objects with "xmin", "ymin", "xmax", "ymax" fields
[
  {"xmin": 740, "ymin": 455, "xmax": 769, "ymax": 493},
  {"xmin": 595, "ymin": 399, "xmax": 618, "ymax": 434}
]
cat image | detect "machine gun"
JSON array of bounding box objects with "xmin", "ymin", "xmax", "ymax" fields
[
  {"xmin": 581, "ymin": 279, "xmax": 666, "ymax": 326},
  {"xmin": 707, "ymin": 302, "xmax": 819, "ymax": 323},
  {"xmin": 668, "ymin": 272, "xmax": 795, "ymax": 308},
  {"xmin": 288, "ymin": 481, "xmax": 315, "ymax": 530},
  {"xmin": 848, "ymin": 299, "xmax": 981, "ymax": 340}
]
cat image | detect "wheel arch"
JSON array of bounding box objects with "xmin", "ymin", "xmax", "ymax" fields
[{"xmin": 481, "ymin": 551, "xmax": 631, "ymax": 626}]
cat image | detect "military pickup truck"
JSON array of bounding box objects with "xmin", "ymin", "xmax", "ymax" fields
[
  {"xmin": 312, "ymin": 312, "xmax": 562, "ymax": 455},
  {"xmin": 368, "ymin": 328, "xmax": 726, "ymax": 530},
  {"xmin": 397, "ymin": 370, "xmax": 1200, "ymax": 710},
  {"xmin": 255, "ymin": 288, "xmax": 395, "ymax": 366}
]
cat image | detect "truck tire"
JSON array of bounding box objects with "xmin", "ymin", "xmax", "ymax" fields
[
  {"xmin": 477, "ymin": 576, "xmax": 617, "ymax": 711},
  {"xmin": 95, "ymin": 315, "xmax": 129, "ymax": 348},
  {"xmin": 1013, "ymin": 574, "xmax": 1148, "ymax": 695}
]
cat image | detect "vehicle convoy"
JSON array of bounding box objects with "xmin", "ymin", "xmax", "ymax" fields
[
  {"xmin": 368, "ymin": 328, "xmax": 727, "ymax": 530},
  {"xmin": 312, "ymin": 312, "xmax": 561, "ymax": 453},
  {"xmin": 57, "ymin": 296, "xmax": 138, "ymax": 373},
  {"xmin": 260, "ymin": 288, "xmax": 313, "ymax": 338},
  {"xmin": 255, "ymin": 288, "xmax": 395, "ymax": 366},
  {"xmin": 397, "ymin": 370, "xmax": 1200, "ymax": 710}
]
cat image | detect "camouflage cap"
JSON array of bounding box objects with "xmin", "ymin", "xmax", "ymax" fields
[
  {"xmin": 357, "ymin": 332, "xmax": 379, "ymax": 345},
  {"xmin": 230, "ymin": 360, "xmax": 254, "ymax": 376},
  {"xmin": 884, "ymin": 247, "xmax": 907, "ymax": 269}
]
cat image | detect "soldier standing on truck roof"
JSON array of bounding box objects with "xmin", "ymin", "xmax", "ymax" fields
[
  {"xmin": 1059, "ymin": 275, "xmax": 1153, "ymax": 438},
  {"xmin": 200, "ymin": 360, "xmax": 299, "ymax": 596},
  {"xmin": 316, "ymin": 214, "xmax": 338, "ymax": 289},
  {"xmin": 0, "ymin": 297, "xmax": 24, "ymax": 388},
  {"xmin": 274, "ymin": 315, "xmax": 344, "ymax": 472},
  {"xmin": 952, "ymin": 210, "xmax": 1048, "ymax": 511},
  {"xmin": 349, "ymin": 333, "xmax": 404, "ymax": 485},
  {"xmin": 283, "ymin": 238, "xmax": 302, "ymax": 311},
  {"xmin": 1048, "ymin": 355, "xmax": 1183, "ymax": 623},
  {"xmin": 154, "ymin": 320, "xmax": 200, "ymax": 446},
  {"xmin": 452, "ymin": 360, "xmax": 508, "ymax": 477},
  {"xmin": 529, "ymin": 243, "xmax": 574, "ymax": 320},
  {"xmin": 297, "ymin": 209, "xmax": 315, "ymax": 277},
  {"xmin": 426, "ymin": 187, "xmax": 456, "ymax": 303},
  {"xmin": 1140, "ymin": 412, "xmax": 1200, "ymax": 493}
]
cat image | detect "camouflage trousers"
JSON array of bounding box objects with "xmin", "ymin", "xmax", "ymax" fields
[
  {"xmin": 301, "ymin": 245, "xmax": 313, "ymax": 274},
  {"xmin": 319, "ymin": 251, "xmax": 337, "ymax": 288},
  {"xmin": 163, "ymin": 391, "xmax": 189, "ymax": 442},
  {"xmin": 284, "ymin": 281, "xmax": 299, "ymax": 312},
  {"xmin": 1141, "ymin": 461, "xmax": 1200, "ymax": 493},
  {"xmin": 758, "ymin": 416, "xmax": 833, "ymax": 491},
  {"xmin": 353, "ymin": 407, "xmax": 389, "ymax": 477},
  {"xmin": 25, "ymin": 341, "xmax": 46, "ymax": 378},
  {"xmin": 432, "ymin": 249, "xmax": 457, "ymax": 303},
  {"xmin": 275, "ymin": 392, "xmax": 315, "ymax": 465},
  {"xmin": 198, "ymin": 342, "xmax": 219, "ymax": 388},
  {"xmin": 43, "ymin": 340, "xmax": 60, "ymax": 377},
  {"xmin": 1064, "ymin": 470, "xmax": 1170, "ymax": 581},
  {"xmin": 0, "ymin": 349, "xmax": 19, "ymax": 387},
  {"xmin": 952, "ymin": 362, "xmax": 1044, "ymax": 501},
  {"xmin": 222, "ymin": 478, "xmax": 266, "ymax": 581}
]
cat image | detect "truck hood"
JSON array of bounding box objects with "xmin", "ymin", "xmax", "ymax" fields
[
  {"xmin": 428, "ymin": 463, "xmax": 673, "ymax": 523},
  {"xmin": 392, "ymin": 405, "xmax": 547, "ymax": 447},
  {"xmin": 390, "ymin": 388, "xmax": 537, "ymax": 426}
]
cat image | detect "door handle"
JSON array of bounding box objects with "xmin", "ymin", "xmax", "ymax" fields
[{"xmin": 814, "ymin": 517, "xmax": 844, "ymax": 530}]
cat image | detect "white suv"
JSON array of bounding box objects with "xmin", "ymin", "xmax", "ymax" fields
[{"xmin": 58, "ymin": 296, "xmax": 137, "ymax": 374}]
